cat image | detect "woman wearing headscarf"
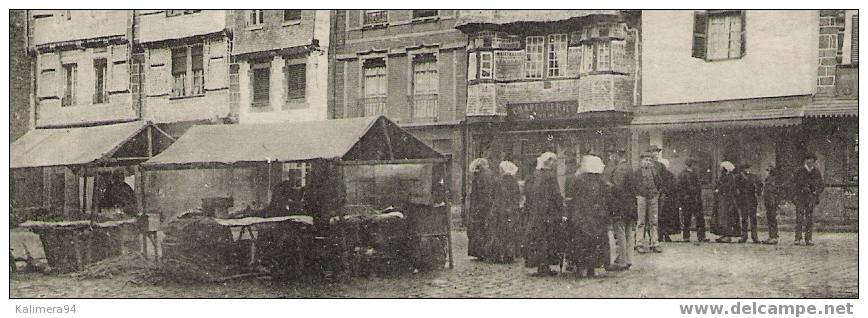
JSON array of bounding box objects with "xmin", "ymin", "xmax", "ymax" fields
[
  {"xmin": 524, "ymin": 152, "xmax": 564, "ymax": 276},
  {"xmin": 468, "ymin": 158, "xmax": 495, "ymax": 259},
  {"xmin": 657, "ymin": 159, "xmax": 681, "ymax": 242},
  {"xmin": 488, "ymin": 160, "xmax": 521, "ymax": 263},
  {"xmin": 565, "ymin": 155, "xmax": 611, "ymax": 278},
  {"xmin": 712, "ymin": 161, "xmax": 741, "ymax": 243}
]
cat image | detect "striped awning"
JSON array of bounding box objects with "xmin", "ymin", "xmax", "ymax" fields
[{"xmin": 803, "ymin": 99, "xmax": 858, "ymax": 118}]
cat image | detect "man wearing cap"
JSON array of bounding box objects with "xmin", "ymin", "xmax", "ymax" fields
[
  {"xmin": 792, "ymin": 153, "xmax": 824, "ymax": 246},
  {"xmin": 632, "ymin": 152, "xmax": 663, "ymax": 253},
  {"xmin": 677, "ymin": 158, "xmax": 708, "ymax": 242},
  {"xmin": 737, "ymin": 163, "xmax": 762, "ymax": 243},
  {"xmin": 761, "ymin": 166, "xmax": 786, "ymax": 245}
]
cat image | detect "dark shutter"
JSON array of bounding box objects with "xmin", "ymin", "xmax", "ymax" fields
[
  {"xmin": 852, "ymin": 14, "xmax": 859, "ymax": 65},
  {"xmin": 284, "ymin": 10, "xmax": 301, "ymax": 22},
  {"xmin": 739, "ymin": 11, "xmax": 747, "ymax": 58},
  {"xmin": 692, "ymin": 11, "xmax": 708, "ymax": 59},
  {"xmin": 191, "ymin": 45, "xmax": 203, "ymax": 71},
  {"xmin": 286, "ymin": 63, "xmax": 306, "ymax": 99},
  {"xmin": 171, "ymin": 47, "xmax": 187, "ymax": 75},
  {"xmin": 252, "ymin": 67, "xmax": 270, "ymax": 107}
]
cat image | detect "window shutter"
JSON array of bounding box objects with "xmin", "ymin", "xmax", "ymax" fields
[
  {"xmin": 692, "ymin": 11, "xmax": 708, "ymax": 59},
  {"xmin": 206, "ymin": 57, "xmax": 227, "ymax": 90},
  {"xmin": 611, "ymin": 40, "xmax": 628, "ymax": 74},
  {"xmin": 110, "ymin": 62, "xmax": 129, "ymax": 92},
  {"xmin": 739, "ymin": 10, "xmax": 747, "ymax": 58},
  {"xmin": 286, "ymin": 63, "xmax": 306, "ymax": 100},
  {"xmin": 468, "ymin": 52, "xmax": 477, "ymax": 81},
  {"xmin": 38, "ymin": 53, "xmax": 60, "ymax": 98},
  {"xmin": 852, "ymin": 15, "xmax": 859, "ymax": 65},
  {"xmin": 147, "ymin": 49, "xmax": 171, "ymax": 96}
]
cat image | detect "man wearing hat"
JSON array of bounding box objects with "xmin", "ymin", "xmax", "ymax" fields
[
  {"xmin": 792, "ymin": 153, "xmax": 824, "ymax": 246},
  {"xmin": 677, "ymin": 158, "xmax": 708, "ymax": 242},
  {"xmin": 632, "ymin": 151, "xmax": 663, "ymax": 253},
  {"xmin": 761, "ymin": 166, "xmax": 786, "ymax": 245},
  {"xmin": 649, "ymin": 145, "xmax": 679, "ymax": 243},
  {"xmin": 737, "ymin": 163, "xmax": 762, "ymax": 243},
  {"xmin": 605, "ymin": 148, "xmax": 635, "ymax": 270}
]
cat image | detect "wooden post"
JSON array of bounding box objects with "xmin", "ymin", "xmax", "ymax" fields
[
  {"xmin": 442, "ymin": 163, "xmax": 454, "ymax": 270},
  {"xmin": 381, "ymin": 120, "xmax": 395, "ymax": 160}
]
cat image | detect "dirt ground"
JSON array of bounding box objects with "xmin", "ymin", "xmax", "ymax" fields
[{"xmin": 9, "ymin": 230, "xmax": 858, "ymax": 298}]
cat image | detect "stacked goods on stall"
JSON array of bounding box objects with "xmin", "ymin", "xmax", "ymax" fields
[
  {"xmin": 19, "ymin": 219, "xmax": 138, "ymax": 273},
  {"xmin": 329, "ymin": 206, "xmax": 413, "ymax": 277},
  {"xmin": 159, "ymin": 209, "xmax": 235, "ymax": 282},
  {"xmin": 254, "ymin": 217, "xmax": 316, "ymax": 280}
]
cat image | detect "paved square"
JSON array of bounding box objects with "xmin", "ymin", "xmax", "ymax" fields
[{"xmin": 10, "ymin": 231, "xmax": 857, "ymax": 298}]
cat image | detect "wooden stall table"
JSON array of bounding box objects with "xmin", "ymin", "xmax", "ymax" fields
[{"xmin": 214, "ymin": 215, "xmax": 314, "ymax": 268}]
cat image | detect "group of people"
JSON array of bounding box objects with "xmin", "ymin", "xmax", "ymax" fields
[{"xmin": 466, "ymin": 145, "xmax": 825, "ymax": 278}]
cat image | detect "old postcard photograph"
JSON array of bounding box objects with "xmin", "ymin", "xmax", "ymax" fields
[{"xmin": 4, "ymin": 3, "xmax": 862, "ymax": 317}]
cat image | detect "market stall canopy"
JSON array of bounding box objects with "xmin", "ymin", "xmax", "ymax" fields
[
  {"xmin": 11, "ymin": 121, "xmax": 170, "ymax": 169},
  {"xmin": 142, "ymin": 116, "xmax": 446, "ymax": 169}
]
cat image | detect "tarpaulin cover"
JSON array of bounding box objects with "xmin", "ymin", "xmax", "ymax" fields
[
  {"xmin": 143, "ymin": 116, "xmax": 443, "ymax": 168},
  {"xmin": 11, "ymin": 121, "xmax": 149, "ymax": 169}
]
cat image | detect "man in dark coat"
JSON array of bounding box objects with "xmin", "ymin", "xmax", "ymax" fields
[
  {"xmin": 712, "ymin": 161, "xmax": 741, "ymax": 243},
  {"xmin": 792, "ymin": 153, "xmax": 824, "ymax": 246},
  {"xmin": 606, "ymin": 149, "xmax": 634, "ymax": 270},
  {"xmin": 761, "ymin": 166, "xmax": 786, "ymax": 245},
  {"xmin": 678, "ymin": 158, "xmax": 707, "ymax": 242},
  {"xmin": 737, "ymin": 164, "xmax": 762, "ymax": 243}
]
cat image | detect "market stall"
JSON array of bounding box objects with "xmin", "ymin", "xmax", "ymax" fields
[
  {"xmin": 10, "ymin": 121, "xmax": 174, "ymax": 272},
  {"xmin": 141, "ymin": 116, "xmax": 453, "ymax": 279}
]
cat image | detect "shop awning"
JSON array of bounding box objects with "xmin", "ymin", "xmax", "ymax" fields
[
  {"xmin": 11, "ymin": 121, "xmax": 157, "ymax": 169},
  {"xmin": 455, "ymin": 10, "xmax": 620, "ymax": 29},
  {"xmin": 142, "ymin": 116, "xmax": 446, "ymax": 169},
  {"xmin": 803, "ymin": 99, "xmax": 858, "ymax": 118},
  {"xmin": 631, "ymin": 109, "xmax": 803, "ymax": 132}
]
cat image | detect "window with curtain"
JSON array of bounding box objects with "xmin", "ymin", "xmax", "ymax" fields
[
  {"xmin": 190, "ymin": 45, "xmax": 204, "ymax": 95},
  {"xmin": 62, "ymin": 63, "xmax": 77, "ymax": 106},
  {"xmin": 413, "ymin": 56, "xmax": 438, "ymax": 95},
  {"xmin": 93, "ymin": 59, "xmax": 108, "ymax": 104},
  {"xmin": 171, "ymin": 47, "xmax": 187, "ymax": 97},
  {"xmin": 363, "ymin": 59, "xmax": 387, "ymax": 97},
  {"xmin": 693, "ymin": 10, "xmax": 745, "ymax": 60},
  {"xmin": 248, "ymin": 10, "xmax": 265, "ymax": 26}
]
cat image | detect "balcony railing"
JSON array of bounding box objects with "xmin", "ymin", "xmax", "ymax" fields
[
  {"xmin": 410, "ymin": 93, "xmax": 439, "ymax": 122},
  {"xmin": 361, "ymin": 96, "xmax": 387, "ymax": 117}
]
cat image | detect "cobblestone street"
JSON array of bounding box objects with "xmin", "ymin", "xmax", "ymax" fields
[{"xmin": 10, "ymin": 230, "xmax": 857, "ymax": 298}]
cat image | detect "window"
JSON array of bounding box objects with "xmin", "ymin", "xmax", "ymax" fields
[
  {"xmin": 412, "ymin": 55, "xmax": 438, "ymax": 120},
  {"xmin": 252, "ymin": 62, "xmax": 271, "ymax": 107},
  {"xmin": 413, "ymin": 56, "xmax": 438, "ymax": 95},
  {"xmin": 412, "ymin": 10, "xmax": 438, "ymax": 20},
  {"xmin": 191, "ymin": 45, "xmax": 204, "ymax": 95},
  {"xmin": 282, "ymin": 163, "xmax": 310, "ymax": 188},
  {"xmin": 363, "ymin": 59, "xmax": 387, "ymax": 97},
  {"xmin": 62, "ymin": 63, "xmax": 77, "ymax": 106},
  {"xmin": 93, "ymin": 59, "xmax": 108, "ymax": 104},
  {"xmin": 692, "ymin": 10, "xmax": 745, "ymax": 60},
  {"xmin": 286, "ymin": 63, "xmax": 306, "ymax": 100},
  {"xmin": 248, "ymin": 10, "xmax": 265, "ymax": 27},
  {"xmin": 171, "ymin": 45, "xmax": 205, "ymax": 98},
  {"xmin": 580, "ymin": 40, "xmax": 628, "ymax": 74},
  {"xmin": 364, "ymin": 10, "xmax": 388, "ymax": 26},
  {"xmin": 547, "ymin": 34, "xmax": 568, "ymax": 77},
  {"xmin": 525, "ymin": 36, "xmax": 545, "ymax": 79},
  {"xmin": 596, "ymin": 42, "xmax": 611, "ymax": 71},
  {"xmin": 479, "ymin": 52, "xmax": 493, "ymax": 79},
  {"xmin": 283, "ymin": 10, "xmax": 301, "ymax": 22}
]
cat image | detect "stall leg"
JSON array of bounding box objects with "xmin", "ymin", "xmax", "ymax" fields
[
  {"xmin": 149, "ymin": 232, "xmax": 159, "ymax": 265},
  {"xmin": 141, "ymin": 232, "xmax": 149, "ymax": 260}
]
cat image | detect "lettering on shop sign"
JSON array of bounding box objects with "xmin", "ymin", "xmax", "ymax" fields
[{"xmin": 507, "ymin": 101, "xmax": 579, "ymax": 121}]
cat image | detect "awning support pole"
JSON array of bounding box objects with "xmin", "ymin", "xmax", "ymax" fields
[{"xmin": 381, "ymin": 120, "xmax": 395, "ymax": 160}]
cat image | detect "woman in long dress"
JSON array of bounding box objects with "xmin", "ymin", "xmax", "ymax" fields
[
  {"xmin": 524, "ymin": 152, "xmax": 564, "ymax": 276},
  {"xmin": 566, "ymin": 155, "xmax": 611, "ymax": 278},
  {"xmin": 657, "ymin": 160, "xmax": 681, "ymax": 242},
  {"xmin": 488, "ymin": 161, "xmax": 521, "ymax": 263},
  {"xmin": 468, "ymin": 158, "xmax": 495, "ymax": 259},
  {"xmin": 712, "ymin": 161, "xmax": 741, "ymax": 243}
]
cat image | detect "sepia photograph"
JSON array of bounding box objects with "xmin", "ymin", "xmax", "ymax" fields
[{"xmin": 3, "ymin": 3, "xmax": 863, "ymax": 315}]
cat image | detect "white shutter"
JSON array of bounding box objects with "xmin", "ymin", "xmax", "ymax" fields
[
  {"xmin": 467, "ymin": 52, "xmax": 477, "ymax": 81},
  {"xmin": 206, "ymin": 58, "xmax": 227, "ymax": 90},
  {"xmin": 38, "ymin": 53, "xmax": 60, "ymax": 98},
  {"xmin": 111, "ymin": 44, "xmax": 128, "ymax": 63},
  {"xmin": 110, "ymin": 62, "xmax": 130, "ymax": 92},
  {"xmin": 611, "ymin": 40, "xmax": 628, "ymax": 74},
  {"xmin": 147, "ymin": 49, "xmax": 171, "ymax": 96}
]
